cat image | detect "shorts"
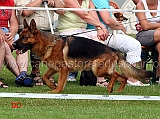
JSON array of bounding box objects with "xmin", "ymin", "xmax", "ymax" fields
[{"xmin": 136, "ymin": 30, "xmax": 156, "ymax": 47}]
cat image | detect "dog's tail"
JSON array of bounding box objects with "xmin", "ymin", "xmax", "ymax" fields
[{"xmin": 117, "ymin": 53, "xmax": 155, "ymax": 79}]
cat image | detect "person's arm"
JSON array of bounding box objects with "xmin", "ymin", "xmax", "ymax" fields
[
  {"xmin": 8, "ymin": 10, "xmax": 18, "ymax": 37},
  {"xmin": 88, "ymin": 0, "xmax": 99, "ymax": 22},
  {"xmin": 136, "ymin": 1, "xmax": 160, "ymax": 30},
  {"xmin": 17, "ymin": 0, "xmax": 55, "ymax": 16},
  {"xmin": 5, "ymin": 9, "xmax": 18, "ymax": 49},
  {"xmin": 132, "ymin": 0, "xmax": 140, "ymax": 5},
  {"xmin": 5, "ymin": 9, "xmax": 18, "ymax": 44},
  {"xmin": 62, "ymin": 0, "xmax": 108, "ymax": 40},
  {"xmin": 54, "ymin": 0, "xmax": 66, "ymax": 15},
  {"xmin": 88, "ymin": 0, "xmax": 109, "ymax": 39},
  {"xmin": 63, "ymin": 0, "xmax": 106, "ymax": 29},
  {"xmin": 99, "ymin": 10, "xmax": 126, "ymax": 33},
  {"xmin": 20, "ymin": 0, "xmax": 43, "ymax": 16},
  {"xmin": 0, "ymin": 28, "xmax": 6, "ymax": 43}
]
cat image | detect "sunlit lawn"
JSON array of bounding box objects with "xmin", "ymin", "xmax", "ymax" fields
[{"xmin": 0, "ymin": 49, "xmax": 160, "ymax": 119}]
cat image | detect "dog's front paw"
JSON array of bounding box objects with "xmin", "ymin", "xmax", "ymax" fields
[
  {"xmin": 52, "ymin": 80, "xmax": 57, "ymax": 88},
  {"xmin": 107, "ymin": 86, "xmax": 113, "ymax": 93},
  {"xmin": 108, "ymin": 89, "xmax": 113, "ymax": 93},
  {"xmin": 113, "ymin": 90, "xmax": 122, "ymax": 93},
  {"xmin": 48, "ymin": 89, "xmax": 62, "ymax": 93},
  {"xmin": 45, "ymin": 80, "xmax": 57, "ymax": 89},
  {"xmin": 49, "ymin": 83, "xmax": 57, "ymax": 90}
]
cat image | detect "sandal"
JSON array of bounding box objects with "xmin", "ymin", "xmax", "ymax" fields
[
  {"xmin": 127, "ymin": 80, "xmax": 150, "ymax": 86},
  {"xmin": 30, "ymin": 72, "xmax": 44, "ymax": 86},
  {"xmin": 0, "ymin": 78, "xmax": 8, "ymax": 88},
  {"xmin": 96, "ymin": 79, "xmax": 108, "ymax": 87}
]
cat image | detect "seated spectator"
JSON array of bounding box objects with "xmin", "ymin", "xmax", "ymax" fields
[
  {"xmin": 0, "ymin": 0, "xmax": 31, "ymax": 87},
  {"xmin": 86, "ymin": 0, "xmax": 150, "ymax": 87},
  {"xmin": 135, "ymin": 0, "xmax": 160, "ymax": 85}
]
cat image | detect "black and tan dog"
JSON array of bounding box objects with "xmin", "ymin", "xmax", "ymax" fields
[{"xmin": 13, "ymin": 19, "xmax": 154, "ymax": 93}]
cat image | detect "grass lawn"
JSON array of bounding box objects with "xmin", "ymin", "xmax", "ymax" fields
[{"xmin": 0, "ymin": 52, "xmax": 160, "ymax": 119}]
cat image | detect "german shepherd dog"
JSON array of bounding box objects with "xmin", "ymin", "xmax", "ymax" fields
[{"xmin": 13, "ymin": 19, "xmax": 154, "ymax": 93}]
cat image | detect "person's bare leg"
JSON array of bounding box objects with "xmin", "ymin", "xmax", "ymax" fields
[
  {"xmin": 0, "ymin": 42, "xmax": 5, "ymax": 71},
  {"xmin": 153, "ymin": 30, "xmax": 160, "ymax": 84},
  {"xmin": 4, "ymin": 42, "xmax": 19, "ymax": 77},
  {"xmin": 155, "ymin": 42, "xmax": 160, "ymax": 77},
  {"xmin": 155, "ymin": 42, "xmax": 160, "ymax": 85},
  {"xmin": 16, "ymin": 51, "xmax": 29, "ymax": 73},
  {"xmin": 0, "ymin": 42, "xmax": 8, "ymax": 88}
]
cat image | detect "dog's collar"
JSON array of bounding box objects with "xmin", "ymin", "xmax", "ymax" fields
[
  {"xmin": 51, "ymin": 36, "xmax": 62, "ymax": 46},
  {"xmin": 50, "ymin": 35, "xmax": 74, "ymax": 48},
  {"xmin": 44, "ymin": 35, "xmax": 70, "ymax": 59},
  {"xmin": 43, "ymin": 35, "xmax": 72, "ymax": 61},
  {"xmin": 59, "ymin": 35, "xmax": 73, "ymax": 42}
]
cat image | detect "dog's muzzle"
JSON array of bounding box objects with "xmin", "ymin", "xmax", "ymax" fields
[
  {"xmin": 12, "ymin": 42, "xmax": 31, "ymax": 54},
  {"xmin": 12, "ymin": 42, "xmax": 18, "ymax": 49}
]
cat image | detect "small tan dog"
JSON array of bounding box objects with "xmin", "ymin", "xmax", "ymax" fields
[{"xmin": 113, "ymin": 12, "xmax": 128, "ymax": 22}]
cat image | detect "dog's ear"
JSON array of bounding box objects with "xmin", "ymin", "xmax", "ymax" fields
[
  {"xmin": 30, "ymin": 19, "xmax": 37, "ymax": 33},
  {"xmin": 23, "ymin": 19, "xmax": 29, "ymax": 28},
  {"xmin": 113, "ymin": 12, "xmax": 128, "ymax": 21},
  {"xmin": 113, "ymin": 12, "xmax": 123, "ymax": 19}
]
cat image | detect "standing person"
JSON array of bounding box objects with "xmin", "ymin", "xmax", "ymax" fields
[
  {"xmin": 0, "ymin": 0, "xmax": 31, "ymax": 87},
  {"xmin": 55, "ymin": 0, "xmax": 108, "ymax": 82},
  {"xmin": 87, "ymin": 0, "xmax": 150, "ymax": 86},
  {"xmin": 135, "ymin": 0, "xmax": 160, "ymax": 85},
  {"xmin": 15, "ymin": 0, "xmax": 56, "ymax": 85}
]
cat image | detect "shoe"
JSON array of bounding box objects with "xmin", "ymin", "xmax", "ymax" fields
[
  {"xmin": 67, "ymin": 77, "xmax": 77, "ymax": 81},
  {"xmin": 127, "ymin": 80, "xmax": 150, "ymax": 86},
  {"xmin": 15, "ymin": 74, "xmax": 34, "ymax": 87},
  {"xmin": 96, "ymin": 79, "xmax": 108, "ymax": 87}
]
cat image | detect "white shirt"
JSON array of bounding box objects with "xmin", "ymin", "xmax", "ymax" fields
[{"xmin": 142, "ymin": 0, "xmax": 160, "ymax": 23}]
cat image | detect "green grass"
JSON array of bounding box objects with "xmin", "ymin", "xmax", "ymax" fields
[{"xmin": 0, "ymin": 52, "xmax": 160, "ymax": 119}]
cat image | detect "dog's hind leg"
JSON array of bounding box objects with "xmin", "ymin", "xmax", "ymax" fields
[
  {"xmin": 50, "ymin": 67, "xmax": 69, "ymax": 93},
  {"xmin": 107, "ymin": 72, "xmax": 120, "ymax": 93},
  {"xmin": 113, "ymin": 75, "xmax": 127, "ymax": 92},
  {"xmin": 43, "ymin": 68, "xmax": 57, "ymax": 90},
  {"xmin": 92, "ymin": 59, "xmax": 118, "ymax": 93}
]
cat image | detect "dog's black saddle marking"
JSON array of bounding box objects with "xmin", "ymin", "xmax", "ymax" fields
[{"xmin": 63, "ymin": 36, "xmax": 108, "ymax": 59}]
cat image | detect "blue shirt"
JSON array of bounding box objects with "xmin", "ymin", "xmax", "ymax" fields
[{"xmin": 87, "ymin": 0, "xmax": 110, "ymax": 29}]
